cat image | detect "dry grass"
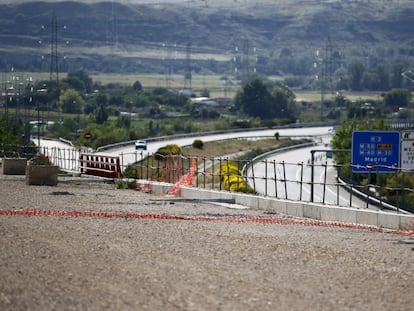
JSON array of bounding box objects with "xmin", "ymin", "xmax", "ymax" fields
[{"xmin": 182, "ymin": 138, "xmax": 281, "ymax": 158}]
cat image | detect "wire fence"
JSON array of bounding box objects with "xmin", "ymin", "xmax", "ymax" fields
[
  {"xmin": 3, "ymin": 144, "xmax": 412, "ymax": 214},
  {"xmin": 122, "ymin": 151, "xmax": 413, "ymax": 214}
]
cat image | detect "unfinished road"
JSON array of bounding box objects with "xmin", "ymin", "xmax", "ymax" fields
[{"xmin": 0, "ymin": 174, "xmax": 413, "ymax": 310}]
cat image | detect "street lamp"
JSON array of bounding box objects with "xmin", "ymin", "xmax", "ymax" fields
[{"xmin": 36, "ymin": 86, "xmax": 47, "ymax": 148}]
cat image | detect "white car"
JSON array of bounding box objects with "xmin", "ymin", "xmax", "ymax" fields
[{"xmin": 135, "ymin": 140, "xmax": 147, "ymax": 150}]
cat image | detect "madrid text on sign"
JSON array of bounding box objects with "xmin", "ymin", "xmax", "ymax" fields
[{"xmin": 352, "ymin": 131, "xmax": 400, "ymax": 173}]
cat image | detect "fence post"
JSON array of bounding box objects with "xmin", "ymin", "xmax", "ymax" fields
[
  {"xmin": 282, "ymin": 161, "xmax": 287, "ymax": 199},
  {"xmin": 250, "ymin": 160, "xmax": 256, "ymax": 193},
  {"xmin": 336, "ymin": 163, "xmax": 340, "ymax": 206},
  {"xmin": 264, "ymin": 159, "xmax": 268, "ymax": 196},
  {"xmin": 299, "ymin": 161, "xmax": 304, "ymax": 201},
  {"xmin": 273, "ymin": 160, "xmax": 277, "ymax": 198},
  {"xmin": 310, "ymin": 150, "xmax": 315, "ymax": 202},
  {"xmin": 349, "ymin": 171, "xmax": 353, "ymax": 207},
  {"xmin": 202, "ymin": 157, "xmax": 206, "ymax": 189},
  {"xmin": 219, "ymin": 158, "xmax": 222, "ymax": 191},
  {"xmin": 322, "ymin": 161, "xmax": 327, "ymax": 204}
]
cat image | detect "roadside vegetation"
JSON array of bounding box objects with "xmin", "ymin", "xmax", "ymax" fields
[
  {"xmin": 332, "ymin": 118, "xmax": 414, "ymax": 212},
  {"xmin": 1, "ymin": 68, "xmax": 412, "ymax": 153},
  {"xmin": 0, "ymin": 65, "xmax": 413, "ymax": 209}
]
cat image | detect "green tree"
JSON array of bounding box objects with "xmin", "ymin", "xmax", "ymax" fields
[
  {"xmin": 235, "ymin": 78, "xmax": 273, "ymax": 119},
  {"xmin": 349, "ymin": 62, "xmax": 365, "ymax": 91},
  {"xmin": 95, "ymin": 105, "xmax": 108, "ymax": 124},
  {"xmin": 133, "ymin": 80, "xmax": 142, "ymax": 91},
  {"xmin": 384, "ymin": 88, "xmax": 411, "ymax": 108},
  {"xmin": 95, "ymin": 93, "xmax": 107, "ymax": 106},
  {"xmin": 390, "ymin": 63, "xmax": 404, "ymax": 89},
  {"xmin": 65, "ymin": 70, "xmax": 93, "ymax": 93},
  {"xmin": 0, "ymin": 116, "xmax": 23, "ymax": 146},
  {"xmin": 271, "ymin": 88, "xmax": 290, "ymax": 118},
  {"xmin": 59, "ymin": 89, "xmax": 85, "ymax": 114},
  {"xmin": 234, "ymin": 78, "xmax": 297, "ymax": 120}
]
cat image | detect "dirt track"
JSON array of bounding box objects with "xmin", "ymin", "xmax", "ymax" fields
[{"xmin": 0, "ymin": 175, "xmax": 413, "ymax": 311}]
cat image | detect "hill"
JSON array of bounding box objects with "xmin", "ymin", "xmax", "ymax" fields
[{"xmin": 0, "ymin": 0, "xmax": 413, "ymax": 78}]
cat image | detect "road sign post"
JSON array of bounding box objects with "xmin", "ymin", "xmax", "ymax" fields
[
  {"xmin": 401, "ymin": 131, "xmax": 414, "ymax": 170},
  {"xmin": 84, "ymin": 132, "xmax": 92, "ymax": 140},
  {"xmin": 351, "ymin": 131, "xmax": 400, "ymax": 173}
]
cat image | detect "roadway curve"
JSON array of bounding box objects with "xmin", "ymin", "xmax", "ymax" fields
[
  {"xmin": 100, "ymin": 126, "xmax": 333, "ymax": 168},
  {"xmin": 37, "ymin": 126, "xmax": 386, "ymax": 210},
  {"xmin": 246, "ymin": 136, "xmax": 379, "ymax": 210}
]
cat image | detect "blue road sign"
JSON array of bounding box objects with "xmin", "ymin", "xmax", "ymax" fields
[{"xmin": 352, "ymin": 131, "xmax": 400, "ymax": 173}]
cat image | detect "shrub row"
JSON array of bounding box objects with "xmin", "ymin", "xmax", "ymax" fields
[
  {"xmin": 220, "ymin": 161, "xmax": 254, "ymax": 193},
  {"xmin": 154, "ymin": 144, "xmax": 183, "ymax": 160}
]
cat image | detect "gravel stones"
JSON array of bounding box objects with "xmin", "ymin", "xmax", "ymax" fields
[{"xmin": 0, "ymin": 175, "xmax": 413, "ymax": 310}]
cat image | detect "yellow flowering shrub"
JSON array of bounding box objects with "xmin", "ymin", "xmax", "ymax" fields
[{"xmin": 219, "ymin": 162, "xmax": 254, "ymax": 193}]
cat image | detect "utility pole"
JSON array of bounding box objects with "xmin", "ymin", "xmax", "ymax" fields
[
  {"xmin": 50, "ymin": 11, "xmax": 59, "ymax": 84},
  {"xmin": 184, "ymin": 43, "xmax": 192, "ymax": 91},
  {"xmin": 316, "ymin": 37, "xmax": 335, "ymax": 117},
  {"xmin": 241, "ymin": 38, "xmax": 249, "ymax": 86}
]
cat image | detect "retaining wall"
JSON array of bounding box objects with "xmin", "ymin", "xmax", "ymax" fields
[{"xmin": 146, "ymin": 181, "xmax": 414, "ymax": 231}]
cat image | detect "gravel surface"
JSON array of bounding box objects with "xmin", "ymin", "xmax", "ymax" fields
[{"xmin": 0, "ymin": 175, "xmax": 413, "ymax": 311}]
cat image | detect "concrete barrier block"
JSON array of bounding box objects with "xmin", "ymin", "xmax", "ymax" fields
[
  {"xmin": 235, "ymin": 193, "xmax": 259, "ymax": 209},
  {"xmin": 399, "ymin": 214, "xmax": 414, "ymax": 231},
  {"xmin": 378, "ymin": 211, "xmax": 400, "ymax": 230},
  {"xmin": 145, "ymin": 181, "xmax": 171, "ymax": 194},
  {"xmin": 217, "ymin": 191, "xmax": 234, "ymax": 201},
  {"xmin": 355, "ymin": 209, "xmax": 379, "ymax": 227},
  {"xmin": 321, "ymin": 205, "xmax": 357, "ymax": 224},
  {"xmin": 303, "ymin": 203, "xmax": 321, "ymax": 220},
  {"xmin": 26, "ymin": 165, "xmax": 59, "ymax": 186},
  {"xmin": 258, "ymin": 197, "xmax": 287, "ymax": 214},
  {"xmin": 181, "ymin": 186, "xmax": 208, "ymax": 199},
  {"xmin": 286, "ymin": 201, "xmax": 304, "ymax": 217},
  {"xmin": 2, "ymin": 158, "xmax": 27, "ymax": 175},
  {"xmin": 181, "ymin": 187, "xmax": 234, "ymax": 202}
]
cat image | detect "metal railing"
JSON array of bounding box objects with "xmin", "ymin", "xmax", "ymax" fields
[
  {"xmin": 121, "ymin": 151, "xmax": 412, "ymax": 214},
  {"xmin": 13, "ymin": 145, "xmax": 412, "ymax": 214}
]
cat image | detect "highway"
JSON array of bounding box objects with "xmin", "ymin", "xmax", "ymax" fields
[
  {"xmin": 37, "ymin": 126, "xmax": 376, "ymax": 209},
  {"xmin": 246, "ymin": 135, "xmax": 378, "ymax": 209},
  {"xmin": 99, "ymin": 126, "xmax": 333, "ymax": 168}
]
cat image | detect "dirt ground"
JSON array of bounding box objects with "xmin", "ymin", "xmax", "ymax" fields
[{"xmin": 0, "ymin": 174, "xmax": 413, "ymax": 311}]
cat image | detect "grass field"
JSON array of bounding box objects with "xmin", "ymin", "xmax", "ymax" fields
[{"xmin": 2, "ymin": 71, "xmax": 384, "ymax": 103}]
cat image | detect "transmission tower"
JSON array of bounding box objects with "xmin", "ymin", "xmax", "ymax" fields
[
  {"xmin": 316, "ymin": 37, "xmax": 336, "ymax": 110},
  {"xmin": 322, "ymin": 37, "xmax": 334, "ymax": 102},
  {"xmin": 184, "ymin": 43, "xmax": 192, "ymax": 90},
  {"xmin": 241, "ymin": 38, "xmax": 250, "ymax": 86},
  {"xmin": 110, "ymin": 0, "xmax": 118, "ymax": 49},
  {"xmin": 50, "ymin": 12, "xmax": 59, "ymax": 84}
]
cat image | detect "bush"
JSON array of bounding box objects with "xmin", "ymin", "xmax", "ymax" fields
[
  {"xmin": 192, "ymin": 139, "xmax": 204, "ymax": 149},
  {"xmin": 219, "ymin": 161, "xmax": 253, "ymax": 193},
  {"xmin": 116, "ymin": 179, "xmax": 137, "ymax": 189},
  {"xmin": 220, "ymin": 162, "xmax": 240, "ymax": 177},
  {"xmin": 154, "ymin": 144, "xmax": 182, "ymax": 160},
  {"xmin": 229, "ymin": 181, "xmax": 254, "ymax": 193}
]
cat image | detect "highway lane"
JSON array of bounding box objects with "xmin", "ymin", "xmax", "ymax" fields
[
  {"xmin": 35, "ymin": 126, "xmax": 333, "ymax": 182},
  {"xmin": 100, "ymin": 126, "xmax": 333, "ymax": 167},
  {"xmin": 247, "ymin": 136, "xmax": 380, "ymax": 210}
]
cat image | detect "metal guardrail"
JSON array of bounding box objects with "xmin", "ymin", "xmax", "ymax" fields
[
  {"xmin": 95, "ymin": 121, "xmax": 337, "ymax": 152},
  {"xmin": 29, "ymin": 144, "xmax": 413, "ymax": 214},
  {"xmin": 117, "ymin": 151, "xmax": 412, "ymax": 214}
]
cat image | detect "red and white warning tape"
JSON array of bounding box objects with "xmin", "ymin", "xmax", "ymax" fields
[
  {"xmin": 1, "ymin": 208, "xmax": 413, "ymax": 236},
  {"xmin": 167, "ymin": 158, "xmax": 198, "ymax": 196}
]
